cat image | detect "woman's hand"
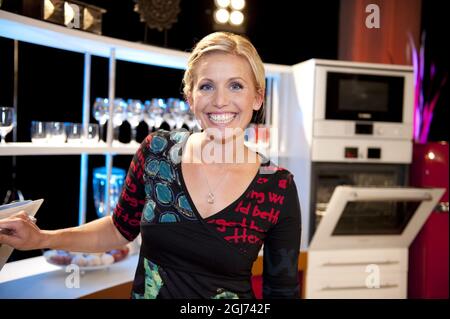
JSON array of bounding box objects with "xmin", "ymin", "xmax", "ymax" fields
[{"xmin": 0, "ymin": 211, "xmax": 48, "ymax": 250}]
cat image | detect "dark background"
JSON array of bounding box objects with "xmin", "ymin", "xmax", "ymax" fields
[{"xmin": 0, "ymin": 0, "xmax": 448, "ymax": 261}]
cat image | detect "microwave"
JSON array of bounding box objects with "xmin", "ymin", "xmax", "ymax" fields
[
  {"xmin": 310, "ymin": 59, "xmax": 414, "ymax": 140},
  {"xmin": 292, "ymin": 59, "xmax": 414, "ymax": 163}
]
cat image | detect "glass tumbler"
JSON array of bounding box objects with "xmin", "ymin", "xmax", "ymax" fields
[
  {"xmin": 83, "ymin": 123, "xmax": 99, "ymax": 144},
  {"xmin": 31, "ymin": 121, "xmax": 47, "ymax": 144},
  {"xmin": 66, "ymin": 123, "xmax": 83, "ymax": 143},
  {"xmin": 92, "ymin": 167, "xmax": 126, "ymax": 218},
  {"xmin": 46, "ymin": 122, "xmax": 66, "ymax": 144}
]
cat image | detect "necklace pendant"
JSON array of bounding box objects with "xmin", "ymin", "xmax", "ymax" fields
[{"xmin": 207, "ymin": 192, "xmax": 215, "ymax": 204}]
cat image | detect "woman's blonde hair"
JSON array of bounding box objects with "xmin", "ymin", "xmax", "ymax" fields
[{"xmin": 182, "ymin": 32, "xmax": 265, "ymax": 100}]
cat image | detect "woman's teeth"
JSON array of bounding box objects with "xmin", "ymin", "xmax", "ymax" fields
[{"xmin": 208, "ymin": 113, "xmax": 236, "ymax": 124}]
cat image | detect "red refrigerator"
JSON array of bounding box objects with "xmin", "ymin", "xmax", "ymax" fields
[{"xmin": 408, "ymin": 142, "xmax": 449, "ymax": 298}]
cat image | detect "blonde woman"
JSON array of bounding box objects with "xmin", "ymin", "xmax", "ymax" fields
[{"xmin": 0, "ymin": 32, "xmax": 301, "ymax": 299}]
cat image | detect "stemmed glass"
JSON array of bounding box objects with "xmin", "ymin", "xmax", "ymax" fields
[
  {"xmin": 0, "ymin": 106, "xmax": 16, "ymax": 144},
  {"xmin": 112, "ymin": 98, "xmax": 127, "ymax": 141},
  {"xmin": 148, "ymin": 98, "xmax": 165, "ymax": 130},
  {"xmin": 92, "ymin": 98, "xmax": 109, "ymax": 142},
  {"xmin": 167, "ymin": 98, "xmax": 189, "ymax": 129},
  {"xmin": 126, "ymin": 99, "xmax": 144, "ymax": 144},
  {"xmin": 143, "ymin": 100, "xmax": 155, "ymax": 134}
]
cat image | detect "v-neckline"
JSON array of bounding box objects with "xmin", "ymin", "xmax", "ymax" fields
[
  {"xmin": 177, "ymin": 160, "xmax": 263, "ymax": 222},
  {"xmin": 176, "ymin": 132, "xmax": 266, "ymax": 222}
]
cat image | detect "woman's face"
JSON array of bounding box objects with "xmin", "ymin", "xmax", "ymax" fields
[{"xmin": 188, "ymin": 52, "xmax": 263, "ymax": 139}]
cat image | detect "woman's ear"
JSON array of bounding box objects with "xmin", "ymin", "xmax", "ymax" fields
[{"xmin": 253, "ymin": 89, "xmax": 264, "ymax": 111}]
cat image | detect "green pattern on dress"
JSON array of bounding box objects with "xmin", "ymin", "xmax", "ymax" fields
[
  {"xmin": 212, "ymin": 291, "xmax": 239, "ymax": 299},
  {"xmin": 144, "ymin": 258, "xmax": 164, "ymax": 299}
]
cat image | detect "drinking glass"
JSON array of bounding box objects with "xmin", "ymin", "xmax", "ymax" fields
[
  {"xmin": 143, "ymin": 100, "xmax": 155, "ymax": 134},
  {"xmin": 126, "ymin": 99, "xmax": 144, "ymax": 143},
  {"xmin": 167, "ymin": 98, "xmax": 188, "ymax": 129},
  {"xmin": 0, "ymin": 106, "xmax": 16, "ymax": 144},
  {"xmin": 66, "ymin": 123, "xmax": 83, "ymax": 143},
  {"xmin": 46, "ymin": 121, "xmax": 66, "ymax": 144},
  {"xmin": 31, "ymin": 121, "xmax": 47, "ymax": 144},
  {"xmin": 92, "ymin": 98, "xmax": 109, "ymax": 142},
  {"xmin": 112, "ymin": 98, "xmax": 127, "ymax": 141},
  {"xmin": 149, "ymin": 98, "xmax": 165, "ymax": 129},
  {"xmin": 83, "ymin": 123, "xmax": 99, "ymax": 144},
  {"xmin": 92, "ymin": 167, "xmax": 126, "ymax": 218}
]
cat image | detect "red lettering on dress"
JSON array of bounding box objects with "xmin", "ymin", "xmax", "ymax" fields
[
  {"xmin": 257, "ymin": 177, "xmax": 268, "ymax": 184},
  {"xmin": 207, "ymin": 218, "xmax": 248, "ymax": 232},
  {"xmin": 268, "ymin": 192, "xmax": 284, "ymax": 205},
  {"xmin": 252, "ymin": 205, "xmax": 280, "ymax": 224},
  {"xmin": 235, "ymin": 200, "xmax": 251, "ymax": 215},
  {"xmin": 249, "ymin": 220, "xmax": 264, "ymax": 232},
  {"xmin": 224, "ymin": 228, "xmax": 261, "ymax": 244},
  {"xmin": 278, "ymin": 179, "xmax": 287, "ymax": 189},
  {"xmin": 249, "ymin": 190, "xmax": 265, "ymax": 204}
]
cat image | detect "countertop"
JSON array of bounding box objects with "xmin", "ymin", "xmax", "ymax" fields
[{"xmin": 0, "ymin": 254, "xmax": 138, "ymax": 299}]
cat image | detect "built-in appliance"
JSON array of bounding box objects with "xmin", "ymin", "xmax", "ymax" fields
[
  {"xmin": 293, "ymin": 59, "xmax": 414, "ymax": 163},
  {"xmin": 305, "ymin": 186, "xmax": 444, "ymax": 298},
  {"xmin": 277, "ymin": 59, "xmax": 415, "ymax": 249}
]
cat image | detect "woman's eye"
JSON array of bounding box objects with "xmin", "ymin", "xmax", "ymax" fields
[
  {"xmin": 230, "ymin": 82, "xmax": 243, "ymax": 90},
  {"xmin": 199, "ymin": 83, "xmax": 213, "ymax": 91}
]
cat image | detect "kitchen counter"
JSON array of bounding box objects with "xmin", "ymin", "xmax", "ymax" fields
[{"xmin": 0, "ymin": 254, "xmax": 138, "ymax": 299}]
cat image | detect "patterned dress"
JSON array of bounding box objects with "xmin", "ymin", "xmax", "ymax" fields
[{"xmin": 112, "ymin": 129, "xmax": 302, "ymax": 299}]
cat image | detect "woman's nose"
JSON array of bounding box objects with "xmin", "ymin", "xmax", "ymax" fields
[{"xmin": 213, "ymin": 88, "xmax": 229, "ymax": 108}]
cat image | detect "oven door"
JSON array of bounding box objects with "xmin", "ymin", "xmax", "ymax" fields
[{"xmin": 309, "ymin": 186, "xmax": 445, "ymax": 250}]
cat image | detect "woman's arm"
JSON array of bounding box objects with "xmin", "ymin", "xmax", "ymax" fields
[
  {"xmin": 263, "ymin": 174, "xmax": 302, "ymax": 299},
  {"xmin": 0, "ymin": 214, "xmax": 129, "ymax": 252},
  {"xmin": 0, "ymin": 134, "xmax": 152, "ymax": 253}
]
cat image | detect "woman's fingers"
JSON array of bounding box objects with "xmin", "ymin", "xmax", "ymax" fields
[{"xmin": 0, "ymin": 218, "xmax": 39, "ymax": 250}]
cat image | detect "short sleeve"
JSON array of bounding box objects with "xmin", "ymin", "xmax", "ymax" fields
[
  {"xmin": 262, "ymin": 173, "xmax": 302, "ymax": 298},
  {"xmin": 112, "ymin": 135, "xmax": 151, "ymax": 241}
]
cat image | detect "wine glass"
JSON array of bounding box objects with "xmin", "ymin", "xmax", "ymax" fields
[
  {"xmin": 112, "ymin": 98, "xmax": 127, "ymax": 141},
  {"xmin": 143, "ymin": 100, "xmax": 155, "ymax": 134},
  {"xmin": 92, "ymin": 98, "xmax": 109, "ymax": 142},
  {"xmin": 0, "ymin": 107, "xmax": 16, "ymax": 144},
  {"xmin": 149, "ymin": 98, "xmax": 165, "ymax": 130},
  {"xmin": 126, "ymin": 99, "xmax": 144, "ymax": 144}
]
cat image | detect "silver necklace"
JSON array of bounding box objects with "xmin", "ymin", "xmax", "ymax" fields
[{"xmin": 201, "ymin": 167, "xmax": 230, "ymax": 204}]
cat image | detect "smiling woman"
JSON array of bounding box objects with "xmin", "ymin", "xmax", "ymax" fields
[{"xmin": 0, "ymin": 31, "xmax": 302, "ymax": 299}]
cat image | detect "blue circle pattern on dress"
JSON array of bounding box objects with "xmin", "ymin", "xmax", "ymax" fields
[
  {"xmin": 150, "ymin": 135, "xmax": 168, "ymax": 154},
  {"xmin": 145, "ymin": 159, "xmax": 160, "ymax": 177},
  {"xmin": 155, "ymin": 182, "xmax": 173, "ymax": 205},
  {"xmin": 143, "ymin": 130, "xmax": 196, "ymax": 224},
  {"xmin": 143, "ymin": 199, "xmax": 156, "ymax": 222},
  {"xmin": 170, "ymin": 129, "xmax": 190, "ymax": 144},
  {"xmin": 159, "ymin": 212, "xmax": 179, "ymax": 223},
  {"xmin": 158, "ymin": 160, "xmax": 175, "ymax": 182},
  {"xmin": 144, "ymin": 182, "xmax": 153, "ymax": 199},
  {"xmin": 176, "ymin": 194, "xmax": 196, "ymax": 220}
]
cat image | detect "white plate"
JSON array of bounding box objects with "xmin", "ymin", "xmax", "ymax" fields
[{"xmin": 43, "ymin": 250, "xmax": 128, "ymax": 272}]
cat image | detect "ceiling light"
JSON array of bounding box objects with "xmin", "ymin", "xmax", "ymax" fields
[
  {"xmin": 230, "ymin": 0, "xmax": 245, "ymax": 10},
  {"xmin": 214, "ymin": 8, "xmax": 230, "ymax": 24},
  {"xmin": 215, "ymin": 0, "xmax": 231, "ymax": 8},
  {"xmin": 229, "ymin": 10, "xmax": 244, "ymax": 25}
]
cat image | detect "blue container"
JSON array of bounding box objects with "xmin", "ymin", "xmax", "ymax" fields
[{"xmin": 92, "ymin": 167, "xmax": 126, "ymax": 218}]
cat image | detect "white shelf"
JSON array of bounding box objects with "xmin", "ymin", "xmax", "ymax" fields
[
  {"xmin": 0, "ymin": 142, "xmax": 139, "ymax": 156},
  {"xmin": 0, "ymin": 10, "xmax": 291, "ymax": 75},
  {"xmin": 0, "ymin": 10, "xmax": 188, "ymax": 69}
]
